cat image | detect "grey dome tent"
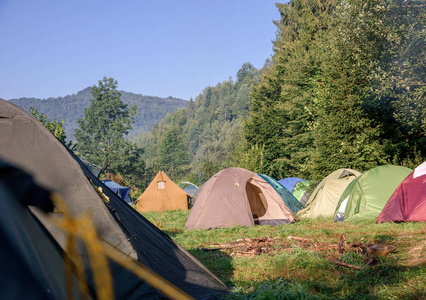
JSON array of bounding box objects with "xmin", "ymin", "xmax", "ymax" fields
[{"xmin": 0, "ymin": 99, "xmax": 229, "ymax": 299}]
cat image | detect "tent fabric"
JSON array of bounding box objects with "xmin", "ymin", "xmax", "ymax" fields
[
  {"xmin": 101, "ymin": 179, "xmax": 132, "ymax": 204},
  {"xmin": 377, "ymin": 162, "xmax": 426, "ymax": 223},
  {"xmin": 0, "ymin": 161, "xmax": 81, "ymax": 300},
  {"xmin": 186, "ymin": 167, "xmax": 296, "ymax": 230},
  {"xmin": 136, "ymin": 171, "xmax": 188, "ymax": 212},
  {"xmin": 297, "ymin": 168, "xmax": 361, "ymax": 218},
  {"xmin": 82, "ymin": 159, "xmax": 102, "ymax": 178},
  {"xmin": 178, "ymin": 181, "xmax": 199, "ymax": 196},
  {"xmin": 257, "ymin": 174, "xmax": 304, "ymax": 214},
  {"xmin": 278, "ymin": 177, "xmax": 307, "ymax": 193},
  {"xmin": 0, "ymin": 99, "xmax": 230, "ymax": 299},
  {"xmin": 334, "ymin": 165, "xmax": 413, "ymax": 222},
  {"xmin": 0, "ymin": 99, "xmax": 136, "ymax": 259},
  {"xmin": 292, "ymin": 180, "xmax": 312, "ymax": 206}
]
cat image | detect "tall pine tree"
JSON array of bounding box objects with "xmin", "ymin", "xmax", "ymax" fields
[{"xmin": 245, "ymin": 0, "xmax": 336, "ymax": 179}]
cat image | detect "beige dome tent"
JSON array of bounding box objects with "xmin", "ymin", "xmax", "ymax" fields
[
  {"xmin": 297, "ymin": 168, "xmax": 361, "ymax": 218},
  {"xmin": 136, "ymin": 171, "xmax": 188, "ymax": 212},
  {"xmin": 185, "ymin": 167, "xmax": 296, "ymax": 230}
]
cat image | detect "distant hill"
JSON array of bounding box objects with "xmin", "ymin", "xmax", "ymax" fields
[{"xmin": 9, "ymin": 87, "xmax": 188, "ymax": 139}]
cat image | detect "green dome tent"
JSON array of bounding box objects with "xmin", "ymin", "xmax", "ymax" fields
[
  {"xmin": 334, "ymin": 165, "xmax": 412, "ymax": 222},
  {"xmin": 292, "ymin": 180, "xmax": 312, "ymax": 206},
  {"xmin": 297, "ymin": 168, "xmax": 361, "ymax": 218}
]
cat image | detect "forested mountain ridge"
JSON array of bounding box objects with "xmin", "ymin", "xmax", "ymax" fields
[
  {"xmin": 9, "ymin": 87, "xmax": 188, "ymax": 139},
  {"xmin": 134, "ymin": 62, "xmax": 265, "ymax": 184}
]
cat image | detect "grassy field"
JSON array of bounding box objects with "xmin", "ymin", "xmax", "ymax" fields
[{"xmin": 142, "ymin": 210, "xmax": 426, "ymax": 299}]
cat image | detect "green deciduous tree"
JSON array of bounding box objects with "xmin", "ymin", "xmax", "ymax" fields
[
  {"xmin": 30, "ymin": 106, "xmax": 75, "ymax": 150},
  {"xmin": 74, "ymin": 77, "xmax": 145, "ymax": 186}
]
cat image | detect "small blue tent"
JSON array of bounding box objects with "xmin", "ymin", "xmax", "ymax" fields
[
  {"xmin": 101, "ymin": 180, "xmax": 132, "ymax": 204},
  {"xmin": 278, "ymin": 177, "xmax": 307, "ymax": 193}
]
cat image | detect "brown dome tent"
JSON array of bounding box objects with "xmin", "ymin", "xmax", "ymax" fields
[
  {"xmin": 136, "ymin": 171, "xmax": 188, "ymax": 212},
  {"xmin": 185, "ymin": 167, "xmax": 296, "ymax": 230}
]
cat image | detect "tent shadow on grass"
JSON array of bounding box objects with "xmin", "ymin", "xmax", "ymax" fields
[
  {"xmin": 235, "ymin": 262, "xmax": 425, "ymax": 299},
  {"xmin": 162, "ymin": 228, "xmax": 184, "ymax": 238},
  {"xmin": 187, "ymin": 249, "xmax": 235, "ymax": 288}
]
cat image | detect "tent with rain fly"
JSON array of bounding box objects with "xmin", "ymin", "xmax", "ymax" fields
[
  {"xmin": 136, "ymin": 171, "xmax": 188, "ymax": 213},
  {"xmin": 101, "ymin": 179, "xmax": 132, "ymax": 204},
  {"xmin": 376, "ymin": 162, "xmax": 426, "ymax": 223},
  {"xmin": 297, "ymin": 168, "xmax": 361, "ymax": 218},
  {"xmin": 186, "ymin": 167, "xmax": 296, "ymax": 230},
  {"xmin": 334, "ymin": 165, "xmax": 412, "ymax": 222},
  {"xmin": 0, "ymin": 99, "xmax": 230, "ymax": 299},
  {"xmin": 257, "ymin": 174, "xmax": 304, "ymax": 214}
]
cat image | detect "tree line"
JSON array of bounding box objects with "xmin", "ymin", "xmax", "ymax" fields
[{"xmin": 242, "ymin": 0, "xmax": 425, "ymax": 180}]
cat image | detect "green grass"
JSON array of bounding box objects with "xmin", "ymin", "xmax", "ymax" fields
[{"xmin": 141, "ymin": 211, "xmax": 426, "ymax": 299}]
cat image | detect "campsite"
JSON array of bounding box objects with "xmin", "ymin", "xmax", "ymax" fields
[{"xmin": 1, "ymin": 0, "xmax": 425, "ymax": 299}]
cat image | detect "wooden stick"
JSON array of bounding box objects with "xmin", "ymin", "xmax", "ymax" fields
[{"xmin": 329, "ymin": 259, "xmax": 363, "ymax": 270}]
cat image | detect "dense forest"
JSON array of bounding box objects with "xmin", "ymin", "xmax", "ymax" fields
[
  {"xmin": 135, "ymin": 0, "xmax": 425, "ymax": 186},
  {"xmin": 9, "ymin": 87, "xmax": 188, "ymax": 139},
  {"xmin": 134, "ymin": 62, "xmax": 265, "ymax": 184}
]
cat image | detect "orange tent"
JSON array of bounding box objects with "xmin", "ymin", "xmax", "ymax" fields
[{"xmin": 136, "ymin": 171, "xmax": 188, "ymax": 212}]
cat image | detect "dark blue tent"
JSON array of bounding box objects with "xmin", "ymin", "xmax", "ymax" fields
[
  {"xmin": 278, "ymin": 177, "xmax": 307, "ymax": 193},
  {"xmin": 101, "ymin": 180, "xmax": 132, "ymax": 204}
]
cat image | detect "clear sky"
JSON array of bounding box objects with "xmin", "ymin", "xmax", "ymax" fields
[{"xmin": 0, "ymin": 1, "xmax": 281, "ymax": 101}]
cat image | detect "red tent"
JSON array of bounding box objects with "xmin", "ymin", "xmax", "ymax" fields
[{"xmin": 377, "ymin": 162, "xmax": 426, "ymax": 223}]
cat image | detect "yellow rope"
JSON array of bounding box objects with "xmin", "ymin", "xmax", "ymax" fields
[{"xmin": 49, "ymin": 192, "xmax": 194, "ymax": 300}]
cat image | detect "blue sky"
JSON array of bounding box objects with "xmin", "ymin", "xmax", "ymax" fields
[{"xmin": 0, "ymin": 1, "xmax": 281, "ymax": 101}]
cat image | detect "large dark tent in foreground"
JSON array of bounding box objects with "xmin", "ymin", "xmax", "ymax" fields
[
  {"xmin": 0, "ymin": 99, "xmax": 229, "ymax": 299},
  {"xmin": 0, "ymin": 161, "xmax": 82, "ymax": 300}
]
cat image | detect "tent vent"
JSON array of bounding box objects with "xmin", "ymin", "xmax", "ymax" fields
[{"xmin": 158, "ymin": 181, "xmax": 166, "ymax": 190}]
